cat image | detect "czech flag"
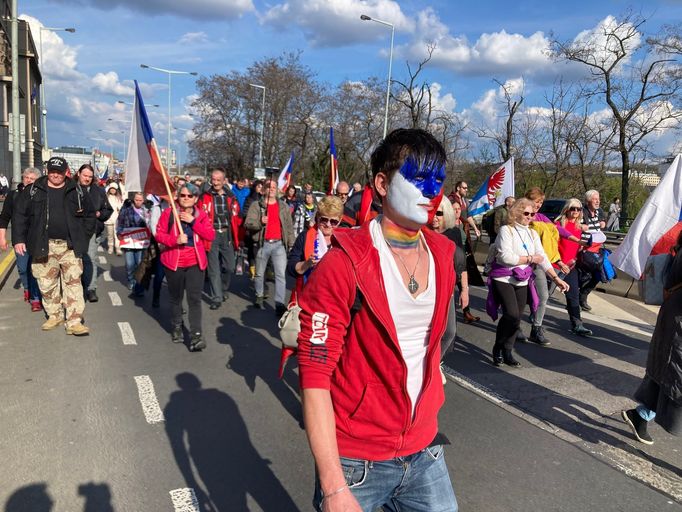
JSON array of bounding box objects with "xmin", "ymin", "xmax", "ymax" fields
[
  {"xmin": 328, "ymin": 127, "xmax": 339, "ymax": 196},
  {"xmin": 611, "ymin": 155, "xmax": 682, "ymax": 278},
  {"xmin": 468, "ymin": 157, "xmax": 515, "ymax": 216},
  {"xmin": 125, "ymin": 80, "xmax": 174, "ymax": 198},
  {"xmin": 277, "ymin": 151, "xmax": 295, "ymax": 193}
]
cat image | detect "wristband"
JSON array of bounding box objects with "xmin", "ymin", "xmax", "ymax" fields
[{"xmin": 322, "ymin": 484, "xmax": 348, "ymax": 502}]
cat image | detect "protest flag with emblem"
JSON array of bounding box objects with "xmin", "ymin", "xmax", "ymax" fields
[
  {"xmin": 277, "ymin": 151, "xmax": 295, "ymax": 193},
  {"xmin": 610, "ymin": 155, "xmax": 682, "ymax": 278},
  {"xmin": 468, "ymin": 157, "xmax": 515, "ymax": 216},
  {"xmin": 328, "ymin": 127, "xmax": 339, "ymax": 196}
]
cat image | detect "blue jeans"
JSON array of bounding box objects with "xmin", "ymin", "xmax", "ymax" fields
[
  {"xmin": 637, "ymin": 405, "xmax": 656, "ymax": 422},
  {"xmin": 15, "ymin": 249, "xmax": 40, "ymax": 301},
  {"xmin": 314, "ymin": 446, "xmax": 458, "ymax": 512},
  {"xmin": 123, "ymin": 249, "xmax": 143, "ymax": 294},
  {"xmin": 254, "ymin": 240, "xmax": 287, "ymax": 306}
]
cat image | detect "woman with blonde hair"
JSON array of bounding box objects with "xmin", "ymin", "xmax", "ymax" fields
[
  {"xmin": 486, "ymin": 198, "xmax": 569, "ymax": 367},
  {"xmin": 555, "ymin": 198, "xmax": 593, "ymax": 336}
]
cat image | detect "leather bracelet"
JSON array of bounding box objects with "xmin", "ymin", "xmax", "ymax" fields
[{"xmin": 322, "ymin": 484, "xmax": 348, "ymax": 502}]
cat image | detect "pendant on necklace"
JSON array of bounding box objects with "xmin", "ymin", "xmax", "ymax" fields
[{"xmin": 408, "ymin": 275, "xmax": 420, "ymax": 294}]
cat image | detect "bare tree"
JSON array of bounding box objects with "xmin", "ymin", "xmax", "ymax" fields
[{"xmin": 551, "ymin": 12, "xmax": 682, "ymax": 222}]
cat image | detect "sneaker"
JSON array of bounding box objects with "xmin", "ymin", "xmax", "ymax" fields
[
  {"xmin": 621, "ymin": 409, "xmax": 654, "ymax": 445},
  {"xmin": 529, "ymin": 326, "xmax": 551, "ymax": 346},
  {"xmin": 171, "ymin": 326, "xmax": 183, "ymax": 344},
  {"xmin": 66, "ymin": 323, "xmax": 90, "ymax": 336},
  {"xmin": 571, "ymin": 324, "xmax": 593, "ymax": 337},
  {"xmin": 87, "ymin": 290, "xmax": 99, "ymax": 303},
  {"xmin": 254, "ymin": 295, "xmax": 264, "ymax": 309},
  {"xmin": 189, "ymin": 332, "xmax": 206, "ymax": 351},
  {"xmin": 209, "ymin": 302, "xmax": 220, "ymax": 310},
  {"xmin": 107, "ymin": 249, "xmax": 113, "ymax": 255},
  {"xmin": 23, "ymin": 290, "xmax": 30, "ymax": 302},
  {"xmin": 41, "ymin": 317, "xmax": 64, "ymax": 331},
  {"xmin": 30, "ymin": 300, "xmax": 42, "ymax": 312}
]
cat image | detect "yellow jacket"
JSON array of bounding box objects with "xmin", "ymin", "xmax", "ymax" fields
[{"xmin": 530, "ymin": 221, "xmax": 561, "ymax": 263}]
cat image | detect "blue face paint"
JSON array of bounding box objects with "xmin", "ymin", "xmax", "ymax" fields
[{"xmin": 398, "ymin": 157, "xmax": 446, "ymax": 199}]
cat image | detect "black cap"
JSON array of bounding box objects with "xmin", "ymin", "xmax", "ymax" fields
[{"xmin": 47, "ymin": 156, "xmax": 69, "ymax": 173}]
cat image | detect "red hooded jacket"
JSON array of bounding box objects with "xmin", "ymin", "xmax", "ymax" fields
[
  {"xmin": 297, "ymin": 221, "xmax": 456, "ymax": 460},
  {"xmin": 155, "ymin": 206, "xmax": 215, "ymax": 271}
]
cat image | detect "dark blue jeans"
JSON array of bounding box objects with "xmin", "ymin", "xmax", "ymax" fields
[
  {"xmin": 123, "ymin": 249, "xmax": 144, "ymax": 294},
  {"xmin": 15, "ymin": 249, "xmax": 40, "ymax": 301},
  {"xmin": 314, "ymin": 446, "xmax": 458, "ymax": 511}
]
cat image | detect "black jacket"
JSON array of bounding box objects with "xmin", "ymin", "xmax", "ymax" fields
[
  {"xmin": 13, "ymin": 176, "xmax": 91, "ymax": 260},
  {"xmin": 0, "ymin": 185, "xmax": 24, "ymax": 244},
  {"xmin": 80, "ymin": 183, "xmax": 113, "ymax": 238}
]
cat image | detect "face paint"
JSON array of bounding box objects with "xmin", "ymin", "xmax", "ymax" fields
[{"xmin": 385, "ymin": 157, "xmax": 446, "ymax": 226}]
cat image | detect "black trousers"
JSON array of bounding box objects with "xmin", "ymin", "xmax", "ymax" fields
[
  {"xmin": 165, "ymin": 265, "xmax": 204, "ymax": 334},
  {"xmin": 492, "ymin": 280, "xmax": 527, "ymax": 350},
  {"xmin": 564, "ymin": 268, "xmax": 582, "ymax": 326}
]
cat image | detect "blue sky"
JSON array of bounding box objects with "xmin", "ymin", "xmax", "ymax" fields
[{"xmin": 22, "ymin": 0, "xmax": 682, "ymax": 163}]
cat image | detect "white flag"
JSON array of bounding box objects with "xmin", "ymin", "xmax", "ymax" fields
[{"xmin": 610, "ymin": 155, "xmax": 682, "ymax": 278}]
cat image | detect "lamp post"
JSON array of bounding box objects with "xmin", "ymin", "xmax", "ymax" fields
[
  {"xmin": 360, "ymin": 14, "xmax": 394, "ymax": 139},
  {"xmin": 38, "ymin": 26, "xmax": 76, "ymax": 160},
  {"xmin": 249, "ymin": 83, "xmax": 266, "ymax": 169},
  {"xmin": 140, "ymin": 64, "xmax": 198, "ymax": 174}
]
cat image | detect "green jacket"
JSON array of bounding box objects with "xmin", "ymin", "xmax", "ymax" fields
[{"xmin": 245, "ymin": 197, "xmax": 295, "ymax": 250}]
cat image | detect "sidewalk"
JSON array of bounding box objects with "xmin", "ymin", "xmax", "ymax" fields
[
  {"xmin": 0, "ymin": 250, "xmax": 16, "ymax": 291},
  {"xmin": 445, "ymin": 285, "xmax": 682, "ymax": 503}
]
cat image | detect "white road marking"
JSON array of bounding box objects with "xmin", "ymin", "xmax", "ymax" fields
[
  {"xmin": 108, "ymin": 291, "xmax": 122, "ymax": 306},
  {"xmin": 102, "ymin": 271, "xmax": 112, "ymax": 282},
  {"xmin": 117, "ymin": 322, "xmax": 137, "ymax": 345},
  {"xmin": 97, "ymin": 246, "xmax": 104, "ymax": 253},
  {"xmin": 134, "ymin": 375, "xmax": 164, "ymax": 424},
  {"xmin": 98, "ymin": 256, "xmax": 107, "ymax": 265},
  {"xmin": 169, "ymin": 488, "xmax": 200, "ymax": 512}
]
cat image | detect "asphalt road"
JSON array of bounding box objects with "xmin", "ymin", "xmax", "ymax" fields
[{"xmin": 0, "ymin": 249, "xmax": 679, "ymax": 511}]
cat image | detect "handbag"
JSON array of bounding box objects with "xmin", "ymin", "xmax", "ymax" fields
[{"xmin": 278, "ymin": 302, "xmax": 302, "ymax": 348}]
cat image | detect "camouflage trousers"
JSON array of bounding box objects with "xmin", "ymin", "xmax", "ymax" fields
[{"xmin": 32, "ymin": 239, "xmax": 85, "ymax": 328}]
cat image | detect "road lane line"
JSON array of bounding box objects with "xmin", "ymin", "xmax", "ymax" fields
[
  {"xmin": 108, "ymin": 291, "xmax": 122, "ymax": 306},
  {"xmin": 169, "ymin": 488, "xmax": 200, "ymax": 512},
  {"xmin": 97, "ymin": 246, "xmax": 104, "ymax": 253},
  {"xmin": 117, "ymin": 322, "xmax": 137, "ymax": 345},
  {"xmin": 103, "ymin": 271, "xmax": 112, "ymax": 282},
  {"xmin": 98, "ymin": 255, "xmax": 107, "ymax": 265},
  {"xmin": 134, "ymin": 375, "xmax": 164, "ymax": 424}
]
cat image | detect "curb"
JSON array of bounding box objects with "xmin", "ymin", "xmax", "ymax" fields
[{"xmin": 0, "ymin": 250, "xmax": 16, "ymax": 292}]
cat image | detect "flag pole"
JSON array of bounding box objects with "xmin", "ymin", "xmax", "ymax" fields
[{"xmin": 150, "ymin": 140, "xmax": 181, "ymax": 227}]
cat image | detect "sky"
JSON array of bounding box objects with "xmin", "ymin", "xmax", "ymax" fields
[{"xmin": 22, "ymin": 0, "xmax": 682, "ymax": 165}]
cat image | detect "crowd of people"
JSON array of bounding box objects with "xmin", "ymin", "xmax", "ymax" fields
[{"xmin": 0, "ymin": 127, "xmax": 679, "ymax": 510}]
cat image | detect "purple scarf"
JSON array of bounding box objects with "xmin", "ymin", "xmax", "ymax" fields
[{"xmin": 485, "ymin": 262, "xmax": 539, "ymax": 321}]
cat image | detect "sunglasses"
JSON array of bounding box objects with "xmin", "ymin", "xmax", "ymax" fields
[
  {"xmin": 435, "ymin": 211, "xmax": 444, "ymax": 217},
  {"xmin": 568, "ymin": 206, "xmax": 581, "ymax": 212},
  {"xmin": 318, "ymin": 217, "xmax": 340, "ymax": 226},
  {"xmin": 522, "ymin": 211, "xmax": 536, "ymax": 217},
  {"xmin": 179, "ymin": 193, "xmax": 194, "ymax": 198}
]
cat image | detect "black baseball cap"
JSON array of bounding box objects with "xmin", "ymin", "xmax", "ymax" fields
[{"xmin": 47, "ymin": 157, "xmax": 69, "ymax": 173}]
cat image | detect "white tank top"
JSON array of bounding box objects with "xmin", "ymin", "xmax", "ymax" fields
[{"xmin": 370, "ymin": 219, "xmax": 436, "ymax": 417}]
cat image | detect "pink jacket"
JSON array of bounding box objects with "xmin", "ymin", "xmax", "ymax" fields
[{"xmin": 155, "ymin": 206, "xmax": 215, "ymax": 271}]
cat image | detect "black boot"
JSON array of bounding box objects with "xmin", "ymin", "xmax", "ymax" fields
[
  {"xmin": 190, "ymin": 332, "xmax": 206, "ymax": 352},
  {"xmin": 502, "ymin": 349, "xmax": 521, "ymax": 368},
  {"xmin": 621, "ymin": 409, "xmax": 654, "ymax": 445},
  {"xmin": 492, "ymin": 344, "xmax": 503, "ymax": 366},
  {"xmin": 152, "ymin": 290, "xmax": 160, "ymax": 308},
  {"xmin": 529, "ymin": 325, "xmax": 550, "ymax": 346},
  {"xmin": 570, "ymin": 318, "xmax": 593, "ymax": 337},
  {"xmin": 579, "ymin": 294, "xmax": 592, "ymax": 311}
]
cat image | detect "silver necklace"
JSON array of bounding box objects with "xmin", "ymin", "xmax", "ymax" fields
[{"xmin": 386, "ymin": 240, "xmax": 422, "ymax": 294}]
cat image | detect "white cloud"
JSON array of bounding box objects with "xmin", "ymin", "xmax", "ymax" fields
[
  {"xmin": 401, "ymin": 9, "xmax": 552, "ymax": 77},
  {"xmin": 262, "ymin": 0, "xmax": 414, "ymax": 47},
  {"xmin": 571, "ymin": 15, "xmax": 642, "ymax": 70},
  {"xmin": 465, "ymin": 77, "xmax": 526, "ymax": 127},
  {"xmin": 178, "ymin": 31, "xmax": 210, "ymax": 45},
  {"xmin": 20, "ymin": 15, "xmax": 84, "ymax": 82},
  {"xmin": 92, "ymin": 72, "xmax": 135, "ymax": 96},
  {"xmin": 49, "ymin": 0, "xmax": 255, "ymax": 21}
]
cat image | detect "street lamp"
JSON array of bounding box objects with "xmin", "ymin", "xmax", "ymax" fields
[
  {"xmin": 249, "ymin": 83, "xmax": 266, "ymax": 169},
  {"xmin": 140, "ymin": 64, "xmax": 198, "ymax": 173},
  {"xmin": 360, "ymin": 14, "xmax": 394, "ymax": 139},
  {"xmin": 38, "ymin": 26, "xmax": 76, "ymax": 160}
]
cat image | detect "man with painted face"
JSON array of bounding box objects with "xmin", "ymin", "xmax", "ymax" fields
[{"xmin": 297, "ymin": 128, "xmax": 458, "ymax": 512}]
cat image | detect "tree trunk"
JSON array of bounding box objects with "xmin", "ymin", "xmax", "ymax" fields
[{"xmin": 620, "ymin": 147, "xmax": 630, "ymax": 227}]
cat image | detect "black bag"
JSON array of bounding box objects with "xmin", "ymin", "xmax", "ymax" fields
[{"xmin": 577, "ymin": 249, "xmax": 604, "ymax": 274}]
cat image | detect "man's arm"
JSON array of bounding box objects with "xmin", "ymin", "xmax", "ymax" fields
[{"xmin": 467, "ymin": 216, "xmax": 480, "ymax": 237}]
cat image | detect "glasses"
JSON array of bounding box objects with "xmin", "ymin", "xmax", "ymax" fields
[
  {"xmin": 522, "ymin": 211, "xmax": 536, "ymax": 217},
  {"xmin": 179, "ymin": 193, "xmax": 194, "ymax": 198},
  {"xmin": 435, "ymin": 211, "xmax": 444, "ymax": 217},
  {"xmin": 568, "ymin": 206, "xmax": 581, "ymax": 212},
  {"xmin": 318, "ymin": 217, "xmax": 340, "ymax": 227}
]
